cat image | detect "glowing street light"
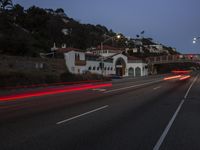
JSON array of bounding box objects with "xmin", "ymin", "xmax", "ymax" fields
[
  {"xmin": 100, "ymin": 34, "xmax": 121, "ymax": 75},
  {"xmin": 117, "ymin": 34, "xmax": 121, "ymax": 39},
  {"xmin": 193, "ymin": 36, "xmax": 200, "ymax": 44}
]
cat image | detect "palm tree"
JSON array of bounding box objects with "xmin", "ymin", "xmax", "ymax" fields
[{"xmin": 0, "ymin": 0, "xmax": 13, "ymax": 11}]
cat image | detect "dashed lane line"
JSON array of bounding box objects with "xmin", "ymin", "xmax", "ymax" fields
[
  {"xmin": 153, "ymin": 86, "xmax": 161, "ymax": 90},
  {"xmin": 56, "ymin": 105, "xmax": 109, "ymax": 125},
  {"xmin": 104, "ymin": 79, "xmax": 162, "ymax": 94}
]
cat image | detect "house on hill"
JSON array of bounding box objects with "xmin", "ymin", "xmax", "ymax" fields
[{"xmin": 56, "ymin": 45, "xmax": 148, "ymax": 77}]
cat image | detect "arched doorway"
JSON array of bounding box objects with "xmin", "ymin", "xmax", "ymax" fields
[
  {"xmin": 135, "ymin": 67, "xmax": 141, "ymax": 77},
  {"xmin": 115, "ymin": 57, "xmax": 126, "ymax": 76},
  {"xmin": 128, "ymin": 67, "xmax": 134, "ymax": 76}
]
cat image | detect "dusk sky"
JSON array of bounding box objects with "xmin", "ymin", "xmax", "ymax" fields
[{"xmin": 14, "ymin": 0, "xmax": 200, "ymax": 54}]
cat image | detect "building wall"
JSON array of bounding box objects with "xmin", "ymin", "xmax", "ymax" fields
[
  {"xmin": 126, "ymin": 61, "xmax": 148, "ymax": 77},
  {"xmin": 64, "ymin": 51, "xmax": 148, "ymax": 77},
  {"xmin": 64, "ymin": 51, "xmax": 86, "ymax": 74},
  {"xmin": 92, "ymin": 50, "xmax": 121, "ymax": 57},
  {"xmin": 86, "ymin": 60, "xmax": 113, "ymax": 76}
]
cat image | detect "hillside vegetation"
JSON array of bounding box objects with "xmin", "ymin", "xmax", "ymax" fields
[{"xmin": 0, "ymin": 1, "xmax": 179, "ymax": 57}]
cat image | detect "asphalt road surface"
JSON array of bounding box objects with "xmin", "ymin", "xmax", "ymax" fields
[{"xmin": 0, "ymin": 72, "xmax": 200, "ymax": 150}]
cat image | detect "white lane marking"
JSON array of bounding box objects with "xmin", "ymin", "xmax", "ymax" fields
[
  {"xmin": 104, "ymin": 79, "xmax": 162, "ymax": 93},
  {"xmin": 184, "ymin": 75, "xmax": 199, "ymax": 99},
  {"xmin": 153, "ymin": 86, "xmax": 161, "ymax": 90},
  {"xmin": 56, "ymin": 105, "xmax": 108, "ymax": 125},
  {"xmin": 153, "ymin": 99, "xmax": 185, "ymax": 150},
  {"xmin": 113, "ymin": 78, "xmax": 163, "ymax": 87},
  {"xmin": 153, "ymin": 74, "xmax": 199, "ymax": 150},
  {"xmin": 92, "ymin": 88, "xmax": 107, "ymax": 92}
]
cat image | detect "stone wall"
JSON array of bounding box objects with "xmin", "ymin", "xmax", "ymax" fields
[
  {"xmin": 0, "ymin": 55, "xmax": 67, "ymax": 74},
  {"xmin": 0, "ymin": 55, "xmax": 68, "ymax": 87}
]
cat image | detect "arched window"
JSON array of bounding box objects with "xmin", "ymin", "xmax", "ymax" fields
[
  {"xmin": 75, "ymin": 53, "xmax": 80, "ymax": 61},
  {"xmin": 88, "ymin": 66, "xmax": 91, "ymax": 70},
  {"xmin": 135, "ymin": 67, "xmax": 141, "ymax": 77},
  {"xmin": 75, "ymin": 53, "xmax": 77, "ymax": 60},
  {"xmin": 128, "ymin": 67, "xmax": 134, "ymax": 76},
  {"xmin": 93, "ymin": 66, "xmax": 96, "ymax": 70}
]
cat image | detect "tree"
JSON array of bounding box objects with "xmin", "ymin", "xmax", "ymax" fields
[
  {"xmin": 55, "ymin": 8, "xmax": 66, "ymax": 16},
  {"xmin": 12, "ymin": 4, "xmax": 24, "ymax": 24},
  {"xmin": 0, "ymin": 0, "xmax": 13, "ymax": 12},
  {"xmin": 12, "ymin": 4, "xmax": 24, "ymax": 16},
  {"xmin": 55, "ymin": 8, "xmax": 64, "ymax": 13},
  {"xmin": 25, "ymin": 6, "xmax": 49, "ymax": 31}
]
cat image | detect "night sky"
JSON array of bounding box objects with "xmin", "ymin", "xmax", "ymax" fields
[{"xmin": 14, "ymin": 0, "xmax": 200, "ymax": 54}]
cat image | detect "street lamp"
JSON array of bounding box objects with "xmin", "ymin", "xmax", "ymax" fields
[
  {"xmin": 193, "ymin": 37, "xmax": 200, "ymax": 44},
  {"xmin": 116, "ymin": 34, "xmax": 121, "ymax": 39},
  {"xmin": 100, "ymin": 34, "xmax": 121, "ymax": 75}
]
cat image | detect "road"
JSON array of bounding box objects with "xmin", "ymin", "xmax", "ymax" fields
[{"xmin": 0, "ymin": 72, "xmax": 200, "ymax": 150}]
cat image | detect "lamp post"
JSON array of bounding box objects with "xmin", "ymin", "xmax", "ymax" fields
[
  {"xmin": 100, "ymin": 34, "xmax": 121, "ymax": 75},
  {"xmin": 193, "ymin": 37, "xmax": 200, "ymax": 44}
]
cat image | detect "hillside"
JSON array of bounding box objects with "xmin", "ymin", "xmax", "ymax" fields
[{"xmin": 0, "ymin": 2, "xmax": 179, "ymax": 57}]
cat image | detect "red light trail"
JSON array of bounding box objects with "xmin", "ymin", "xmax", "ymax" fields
[
  {"xmin": 0, "ymin": 80, "xmax": 105, "ymax": 90},
  {"xmin": 0, "ymin": 83, "xmax": 112, "ymax": 102},
  {"xmin": 171, "ymin": 70, "xmax": 192, "ymax": 74}
]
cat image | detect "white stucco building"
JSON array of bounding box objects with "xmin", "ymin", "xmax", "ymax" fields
[{"xmin": 57, "ymin": 46, "xmax": 148, "ymax": 77}]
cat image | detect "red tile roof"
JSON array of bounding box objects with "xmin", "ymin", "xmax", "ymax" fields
[{"xmin": 127, "ymin": 56, "xmax": 141, "ymax": 60}]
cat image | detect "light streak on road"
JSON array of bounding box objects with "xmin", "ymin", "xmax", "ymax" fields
[
  {"xmin": 172, "ymin": 70, "xmax": 192, "ymax": 74},
  {"xmin": 0, "ymin": 80, "xmax": 105, "ymax": 90},
  {"xmin": 0, "ymin": 83, "xmax": 112, "ymax": 102},
  {"xmin": 179, "ymin": 75, "xmax": 191, "ymax": 80},
  {"xmin": 163, "ymin": 75, "xmax": 181, "ymax": 81}
]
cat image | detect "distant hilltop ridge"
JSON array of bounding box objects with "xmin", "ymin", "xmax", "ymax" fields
[{"xmin": 0, "ymin": 1, "xmax": 179, "ymax": 57}]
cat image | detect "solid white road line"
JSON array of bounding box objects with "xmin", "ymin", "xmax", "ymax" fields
[
  {"xmin": 184, "ymin": 75, "xmax": 199, "ymax": 99},
  {"xmin": 56, "ymin": 105, "xmax": 109, "ymax": 125},
  {"xmin": 153, "ymin": 74, "xmax": 199, "ymax": 150},
  {"xmin": 153, "ymin": 99, "xmax": 185, "ymax": 150},
  {"xmin": 104, "ymin": 79, "xmax": 162, "ymax": 93},
  {"xmin": 153, "ymin": 86, "xmax": 161, "ymax": 90}
]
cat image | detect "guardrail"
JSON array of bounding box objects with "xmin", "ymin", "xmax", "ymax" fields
[{"xmin": 146, "ymin": 54, "xmax": 200, "ymax": 65}]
